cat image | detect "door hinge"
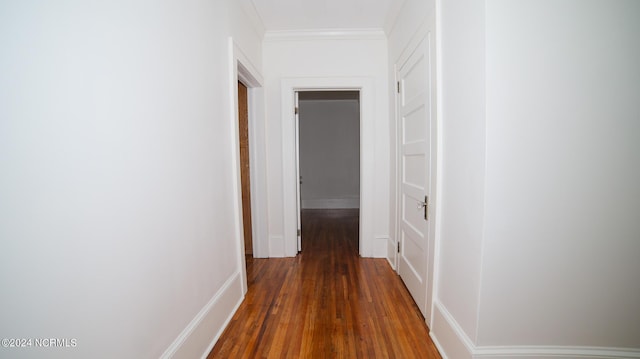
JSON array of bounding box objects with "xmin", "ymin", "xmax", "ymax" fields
[
  {"xmin": 295, "ymin": 107, "xmax": 299, "ymax": 115},
  {"xmin": 397, "ymin": 81, "xmax": 401, "ymax": 93},
  {"xmin": 397, "ymin": 240, "xmax": 400, "ymax": 253},
  {"xmin": 297, "ymin": 229, "xmax": 301, "ymax": 236}
]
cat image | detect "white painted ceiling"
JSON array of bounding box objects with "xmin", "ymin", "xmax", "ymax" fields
[{"xmin": 245, "ymin": 0, "xmax": 405, "ymax": 32}]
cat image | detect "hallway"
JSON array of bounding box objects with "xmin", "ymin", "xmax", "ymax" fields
[{"xmin": 208, "ymin": 209, "xmax": 441, "ymax": 358}]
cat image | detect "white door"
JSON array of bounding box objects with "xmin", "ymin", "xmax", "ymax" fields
[
  {"xmin": 396, "ymin": 22, "xmax": 436, "ymax": 321},
  {"xmin": 295, "ymin": 91, "xmax": 302, "ymax": 252}
]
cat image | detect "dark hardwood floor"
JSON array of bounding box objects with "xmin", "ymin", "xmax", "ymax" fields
[{"xmin": 208, "ymin": 209, "xmax": 441, "ymax": 358}]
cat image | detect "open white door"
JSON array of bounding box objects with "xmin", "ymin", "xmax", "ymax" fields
[
  {"xmin": 295, "ymin": 91, "xmax": 302, "ymax": 252},
  {"xmin": 396, "ymin": 20, "xmax": 436, "ymax": 321}
]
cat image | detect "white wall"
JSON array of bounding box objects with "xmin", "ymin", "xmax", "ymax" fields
[
  {"xmin": 263, "ymin": 32, "xmax": 389, "ymax": 257},
  {"xmin": 391, "ymin": 0, "xmax": 640, "ymax": 358},
  {"xmin": 299, "ymin": 99, "xmax": 360, "ymax": 209},
  {"xmin": 0, "ymin": 1, "xmax": 262, "ymax": 358},
  {"xmin": 479, "ymin": 0, "xmax": 640, "ymax": 349},
  {"xmin": 432, "ymin": 0, "xmax": 487, "ymax": 347}
]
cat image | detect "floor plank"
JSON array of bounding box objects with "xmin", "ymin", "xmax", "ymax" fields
[{"xmin": 208, "ymin": 209, "xmax": 441, "ymax": 358}]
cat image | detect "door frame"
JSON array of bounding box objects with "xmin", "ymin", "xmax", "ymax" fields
[
  {"xmin": 294, "ymin": 91, "xmax": 301, "ymax": 252},
  {"xmin": 229, "ymin": 38, "xmax": 266, "ymax": 295},
  {"xmin": 295, "ymin": 90, "xmax": 362, "ymax": 252},
  {"xmin": 281, "ymin": 77, "xmax": 375, "ymax": 257}
]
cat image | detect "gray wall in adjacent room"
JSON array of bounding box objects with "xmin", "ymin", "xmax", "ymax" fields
[{"xmin": 299, "ymin": 92, "xmax": 360, "ymax": 209}]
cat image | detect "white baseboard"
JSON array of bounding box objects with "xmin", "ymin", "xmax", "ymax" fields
[
  {"xmin": 386, "ymin": 237, "xmax": 397, "ymax": 270},
  {"xmin": 372, "ymin": 235, "xmax": 388, "ymax": 258},
  {"xmin": 431, "ymin": 301, "xmax": 640, "ymax": 359},
  {"xmin": 269, "ymin": 235, "xmax": 285, "ymax": 257},
  {"xmin": 474, "ymin": 347, "xmax": 640, "ymax": 359},
  {"xmin": 301, "ymin": 198, "xmax": 360, "ymax": 209},
  {"xmin": 160, "ymin": 273, "xmax": 244, "ymax": 359},
  {"xmin": 431, "ymin": 301, "xmax": 474, "ymax": 359}
]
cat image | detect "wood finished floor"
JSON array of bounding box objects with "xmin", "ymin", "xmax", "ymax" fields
[{"xmin": 208, "ymin": 209, "xmax": 441, "ymax": 358}]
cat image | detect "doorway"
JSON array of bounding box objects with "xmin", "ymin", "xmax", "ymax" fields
[
  {"xmin": 238, "ymin": 81, "xmax": 253, "ymax": 257},
  {"xmin": 296, "ymin": 90, "xmax": 361, "ymax": 252}
]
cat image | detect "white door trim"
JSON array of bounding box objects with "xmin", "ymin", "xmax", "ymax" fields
[
  {"xmin": 229, "ymin": 37, "xmax": 266, "ymax": 295},
  {"xmin": 390, "ymin": 64, "xmax": 401, "ymax": 271},
  {"xmin": 280, "ymin": 77, "xmax": 375, "ymax": 257},
  {"xmin": 294, "ymin": 91, "xmax": 301, "ymax": 252}
]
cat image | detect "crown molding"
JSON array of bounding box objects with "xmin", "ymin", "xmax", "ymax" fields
[
  {"xmin": 383, "ymin": 0, "xmax": 406, "ymax": 34},
  {"xmin": 264, "ymin": 29, "xmax": 387, "ymax": 42},
  {"xmin": 239, "ymin": 0, "xmax": 266, "ymax": 36}
]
